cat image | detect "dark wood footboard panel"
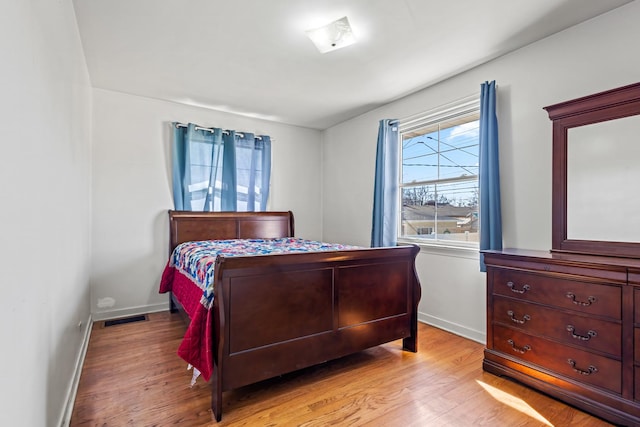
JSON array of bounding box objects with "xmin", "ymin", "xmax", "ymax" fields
[{"xmin": 211, "ymin": 246, "xmax": 421, "ymax": 420}]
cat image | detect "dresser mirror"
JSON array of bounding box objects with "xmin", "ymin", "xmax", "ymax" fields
[
  {"xmin": 544, "ymin": 82, "xmax": 640, "ymax": 258},
  {"xmin": 567, "ymin": 114, "xmax": 640, "ymax": 242}
]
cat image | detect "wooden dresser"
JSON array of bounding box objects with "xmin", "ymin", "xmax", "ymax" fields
[
  {"xmin": 483, "ymin": 249, "xmax": 640, "ymax": 425},
  {"xmin": 482, "ymin": 83, "xmax": 640, "ymax": 425}
]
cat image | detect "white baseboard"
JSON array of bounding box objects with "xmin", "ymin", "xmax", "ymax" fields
[
  {"xmin": 58, "ymin": 313, "xmax": 93, "ymax": 427},
  {"xmin": 418, "ymin": 312, "xmax": 486, "ymax": 345},
  {"xmin": 91, "ymin": 302, "xmax": 169, "ymax": 322}
]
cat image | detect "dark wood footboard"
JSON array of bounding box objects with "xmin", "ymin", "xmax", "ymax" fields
[
  {"xmin": 210, "ymin": 246, "xmax": 421, "ymax": 421},
  {"xmin": 166, "ymin": 210, "xmax": 421, "ymax": 422}
]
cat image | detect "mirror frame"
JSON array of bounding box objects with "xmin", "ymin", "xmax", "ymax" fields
[{"xmin": 544, "ymin": 82, "xmax": 640, "ymax": 258}]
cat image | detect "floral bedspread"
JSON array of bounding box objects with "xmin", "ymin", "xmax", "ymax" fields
[{"xmin": 159, "ymin": 237, "xmax": 358, "ymax": 381}]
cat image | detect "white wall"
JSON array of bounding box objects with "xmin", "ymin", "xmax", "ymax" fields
[
  {"xmin": 90, "ymin": 89, "xmax": 323, "ymax": 319},
  {"xmin": 322, "ymin": 1, "xmax": 640, "ymax": 343},
  {"xmin": 0, "ymin": 1, "xmax": 92, "ymax": 426}
]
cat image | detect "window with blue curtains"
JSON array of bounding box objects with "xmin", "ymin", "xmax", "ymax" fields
[
  {"xmin": 479, "ymin": 80, "xmax": 502, "ymax": 271},
  {"xmin": 371, "ymin": 119, "xmax": 399, "ymax": 247},
  {"xmin": 371, "ymin": 81, "xmax": 501, "ymax": 269},
  {"xmin": 172, "ymin": 123, "xmax": 271, "ymax": 212}
]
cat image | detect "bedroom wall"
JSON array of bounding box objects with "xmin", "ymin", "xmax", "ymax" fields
[
  {"xmin": 0, "ymin": 1, "xmax": 92, "ymax": 426},
  {"xmin": 322, "ymin": 1, "xmax": 640, "ymax": 343},
  {"xmin": 90, "ymin": 89, "xmax": 323, "ymax": 320}
]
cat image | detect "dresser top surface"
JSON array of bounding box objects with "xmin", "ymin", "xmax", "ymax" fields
[{"xmin": 483, "ymin": 248, "xmax": 640, "ymax": 270}]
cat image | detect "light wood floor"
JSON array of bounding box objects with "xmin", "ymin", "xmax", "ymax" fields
[{"xmin": 70, "ymin": 311, "xmax": 614, "ymax": 426}]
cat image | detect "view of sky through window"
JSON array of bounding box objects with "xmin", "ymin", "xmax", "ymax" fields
[{"xmin": 402, "ymin": 119, "xmax": 479, "ymax": 207}]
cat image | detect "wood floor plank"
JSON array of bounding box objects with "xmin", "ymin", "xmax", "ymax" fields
[{"xmin": 70, "ymin": 312, "xmax": 614, "ymax": 426}]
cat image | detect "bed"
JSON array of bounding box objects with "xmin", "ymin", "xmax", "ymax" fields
[{"xmin": 159, "ymin": 210, "xmax": 421, "ymax": 422}]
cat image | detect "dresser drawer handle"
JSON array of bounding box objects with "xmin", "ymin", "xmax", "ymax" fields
[
  {"xmin": 565, "ymin": 292, "xmax": 597, "ymax": 307},
  {"xmin": 507, "ymin": 310, "xmax": 531, "ymax": 325},
  {"xmin": 567, "ymin": 358, "xmax": 598, "ymax": 376},
  {"xmin": 566, "ymin": 325, "xmax": 597, "ymax": 341},
  {"xmin": 507, "ymin": 339, "xmax": 531, "ymax": 354},
  {"xmin": 507, "ymin": 281, "xmax": 530, "ymax": 294}
]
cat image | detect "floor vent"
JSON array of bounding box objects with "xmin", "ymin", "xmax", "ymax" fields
[{"xmin": 103, "ymin": 314, "xmax": 148, "ymax": 327}]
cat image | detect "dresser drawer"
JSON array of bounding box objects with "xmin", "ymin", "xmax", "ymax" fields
[
  {"xmin": 492, "ymin": 268, "xmax": 621, "ymax": 319},
  {"xmin": 493, "ymin": 296, "xmax": 621, "ymax": 357},
  {"xmin": 493, "ymin": 324, "xmax": 622, "ymax": 394}
]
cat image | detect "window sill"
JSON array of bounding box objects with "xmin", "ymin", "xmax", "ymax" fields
[{"xmin": 398, "ymin": 239, "xmax": 479, "ymax": 260}]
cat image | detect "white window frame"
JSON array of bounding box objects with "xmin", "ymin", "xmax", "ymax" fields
[{"xmin": 397, "ymin": 94, "xmax": 480, "ymax": 252}]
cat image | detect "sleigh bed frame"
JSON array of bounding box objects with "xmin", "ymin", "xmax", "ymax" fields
[{"xmin": 166, "ymin": 210, "xmax": 421, "ymax": 422}]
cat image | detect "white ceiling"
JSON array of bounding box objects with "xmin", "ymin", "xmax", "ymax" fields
[{"xmin": 72, "ymin": 0, "xmax": 633, "ymax": 130}]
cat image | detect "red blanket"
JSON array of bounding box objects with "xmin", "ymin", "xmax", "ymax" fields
[{"xmin": 159, "ymin": 264, "xmax": 216, "ymax": 380}]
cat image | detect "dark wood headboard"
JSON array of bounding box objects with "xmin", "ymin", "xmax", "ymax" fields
[{"xmin": 168, "ymin": 210, "xmax": 295, "ymax": 254}]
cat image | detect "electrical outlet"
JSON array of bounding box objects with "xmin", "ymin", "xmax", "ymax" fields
[{"xmin": 97, "ymin": 297, "xmax": 116, "ymax": 308}]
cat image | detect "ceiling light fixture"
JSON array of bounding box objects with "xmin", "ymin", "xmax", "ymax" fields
[{"xmin": 305, "ymin": 16, "xmax": 356, "ymax": 54}]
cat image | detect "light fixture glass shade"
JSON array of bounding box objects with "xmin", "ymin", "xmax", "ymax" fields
[{"xmin": 306, "ymin": 16, "xmax": 356, "ymax": 53}]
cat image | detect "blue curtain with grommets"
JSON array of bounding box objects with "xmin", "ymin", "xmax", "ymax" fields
[
  {"xmin": 479, "ymin": 81, "xmax": 502, "ymax": 271},
  {"xmin": 371, "ymin": 119, "xmax": 399, "ymax": 247}
]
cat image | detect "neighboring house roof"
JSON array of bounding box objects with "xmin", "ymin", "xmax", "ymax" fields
[{"xmin": 402, "ymin": 204, "xmax": 476, "ymax": 222}]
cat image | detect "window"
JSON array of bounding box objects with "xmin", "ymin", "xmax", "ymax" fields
[
  {"xmin": 399, "ymin": 96, "xmax": 480, "ymax": 247},
  {"xmin": 187, "ymin": 134, "xmax": 224, "ymax": 211},
  {"xmin": 234, "ymin": 135, "xmax": 270, "ymax": 211},
  {"xmin": 172, "ymin": 123, "xmax": 272, "ymax": 213}
]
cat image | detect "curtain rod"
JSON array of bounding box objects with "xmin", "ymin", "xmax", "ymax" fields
[{"xmin": 174, "ymin": 122, "xmax": 265, "ymax": 140}]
